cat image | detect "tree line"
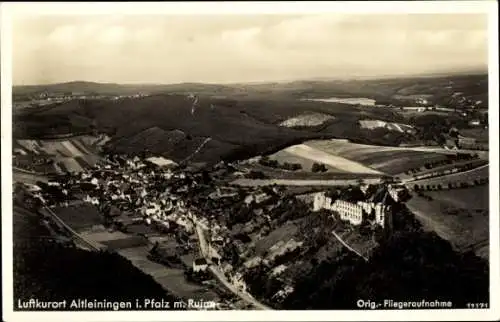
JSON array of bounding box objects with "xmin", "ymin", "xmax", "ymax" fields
[{"xmin": 413, "ymin": 177, "xmax": 488, "ymax": 192}]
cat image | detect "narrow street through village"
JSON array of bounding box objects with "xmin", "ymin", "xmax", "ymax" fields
[{"xmin": 192, "ymin": 218, "xmax": 272, "ymax": 310}]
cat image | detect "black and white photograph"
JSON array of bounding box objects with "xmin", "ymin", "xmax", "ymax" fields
[{"xmin": 1, "ymin": 1, "xmax": 499, "ymax": 321}]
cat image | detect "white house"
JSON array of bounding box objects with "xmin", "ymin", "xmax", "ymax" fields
[
  {"xmin": 25, "ymin": 184, "xmax": 42, "ymax": 192},
  {"xmin": 193, "ymin": 258, "xmax": 208, "ymax": 272},
  {"xmin": 271, "ymin": 264, "xmax": 288, "ymax": 276},
  {"xmin": 146, "ymin": 156, "xmax": 177, "ymax": 168}
]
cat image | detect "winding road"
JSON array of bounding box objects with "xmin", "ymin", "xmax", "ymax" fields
[{"xmin": 193, "ymin": 218, "xmax": 271, "ymax": 310}]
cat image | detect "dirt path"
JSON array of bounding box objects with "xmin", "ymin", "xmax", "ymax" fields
[
  {"xmin": 331, "ymin": 230, "xmax": 368, "ymax": 261},
  {"xmin": 181, "ymin": 137, "xmax": 212, "ymax": 163}
]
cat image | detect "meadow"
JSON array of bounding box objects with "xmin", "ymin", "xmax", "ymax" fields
[
  {"xmin": 266, "ymin": 144, "xmax": 383, "ymax": 175},
  {"xmin": 406, "ymin": 184, "xmax": 489, "ymax": 259},
  {"xmin": 305, "ymin": 139, "xmax": 453, "ymax": 175}
]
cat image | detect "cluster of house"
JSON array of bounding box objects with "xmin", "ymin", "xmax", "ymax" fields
[
  {"xmin": 312, "ymin": 184, "xmax": 408, "ymax": 230},
  {"xmin": 444, "ymin": 135, "xmax": 483, "ymax": 150},
  {"xmin": 72, "ymin": 155, "xmax": 283, "ymax": 294},
  {"xmin": 75, "ymin": 156, "xmax": 209, "ymax": 236},
  {"xmin": 21, "ymin": 151, "xmax": 320, "ymax": 303}
]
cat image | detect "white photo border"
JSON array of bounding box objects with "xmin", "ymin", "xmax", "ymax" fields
[{"xmin": 1, "ymin": 1, "xmax": 499, "ymax": 321}]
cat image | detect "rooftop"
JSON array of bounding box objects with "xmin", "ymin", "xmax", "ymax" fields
[
  {"xmin": 194, "ymin": 258, "xmax": 208, "ymax": 266},
  {"xmin": 146, "ymin": 156, "xmax": 177, "ymax": 167}
]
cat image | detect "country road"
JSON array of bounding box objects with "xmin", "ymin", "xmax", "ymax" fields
[
  {"xmin": 13, "ymin": 165, "xmax": 270, "ymax": 308},
  {"xmin": 43, "ymin": 206, "xmax": 104, "ymax": 251},
  {"xmin": 402, "ymin": 163, "xmax": 489, "ymax": 185}
]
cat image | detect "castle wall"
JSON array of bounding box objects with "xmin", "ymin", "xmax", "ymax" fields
[{"xmin": 313, "ymin": 192, "xmax": 389, "ymax": 229}]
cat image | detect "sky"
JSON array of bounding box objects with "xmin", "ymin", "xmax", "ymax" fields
[{"xmin": 12, "ymin": 14, "xmax": 488, "ymax": 85}]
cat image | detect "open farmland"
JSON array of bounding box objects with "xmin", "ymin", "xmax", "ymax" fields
[
  {"xmin": 117, "ymin": 246, "xmax": 220, "ymax": 301},
  {"xmin": 273, "ymin": 144, "xmax": 383, "ymax": 175},
  {"xmin": 279, "ymin": 112, "xmax": 335, "ymax": 128},
  {"xmin": 12, "ymin": 91, "xmax": 412, "ymax": 166},
  {"xmin": 15, "ymin": 135, "xmax": 103, "ymax": 174},
  {"xmin": 359, "ymin": 119, "xmax": 415, "ymax": 133},
  {"xmin": 399, "ymin": 110, "xmax": 451, "ymax": 118},
  {"xmin": 268, "ymin": 149, "xmax": 347, "ymax": 174},
  {"xmin": 13, "ymin": 170, "xmax": 49, "ymax": 185},
  {"xmin": 459, "ymin": 128, "xmax": 489, "ymax": 143},
  {"xmin": 305, "ymin": 139, "xmax": 453, "ymax": 175},
  {"xmin": 16, "ymin": 135, "xmax": 104, "ymax": 157},
  {"xmin": 236, "ymin": 162, "xmax": 384, "ymax": 181},
  {"xmin": 426, "ymin": 185, "xmax": 489, "ymax": 210},
  {"xmin": 52, "ymin": 204, "xmax": 104, "ymax": 232},
  {"xmin": 406, "ymin": 185, "xmax": 489, "ymax": 259}
]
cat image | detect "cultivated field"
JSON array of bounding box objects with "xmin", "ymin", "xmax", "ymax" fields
[
  {"xmin": 236, "ymin": 162, "xmax": 384, "ymax": 181},
  {"xmin": 304, "ymin": 97, "xmax": 376, "ymax": 106},
  {"xmin": 53, "ymin": 204, "xmax": 103, "ymax": 232},
  {"xmin": 273, "ymin": 144, "xmax": 383, "ymax": 175},
  {"xmin": 117, "ymin": 246, "xmax": 219, "ymax": 301},
  {"xmin": 15, "ymin": 135, "xmax": 103, "ymax": 174},
  {"xmin": 359, "ymin": 119, "xmax": 415, "ymax": 133},
  {"xmin": 279, "ymin": 112, "xmax": 335, "ymax": 128},
  {"xmin": 80, "ymin": 228, "xmax": 129, "ymax": 243},
  {"xmin": 399, "ymin": 110, "xmax": 451, "ymax": 118},
  {"xmin": 268, "ymin": 149, "xmax": 345, "ymax": 174},
  {"xmin": 16, "ymin": 135, "xmax": 102, "ymax": 157},
  {"xmin": 406, "ymin": 184, "xmax": 489, "ymax": 259},
  {"xmin": 460, "ymin": 128, "xmax": 489, "ymax": 143},
  {"xmin": 305, "ymin": 139, "xmax": 453, "ymax": 175}
]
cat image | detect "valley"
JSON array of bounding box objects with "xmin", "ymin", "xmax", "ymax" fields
[{"xmin": 11, "ymin": 73, "xmax": 490, "ymax": 310}]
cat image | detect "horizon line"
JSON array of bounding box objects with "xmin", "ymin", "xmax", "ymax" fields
[{"xmin": 13, "ymin": 68, "xmax": 488, "ymax": 88}]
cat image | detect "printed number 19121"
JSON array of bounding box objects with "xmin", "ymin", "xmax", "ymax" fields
[{"xmin": 466, "ymin": 303, "xmax": 489, "ymax": 309}]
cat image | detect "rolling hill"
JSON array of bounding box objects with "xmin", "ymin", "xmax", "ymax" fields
[
  {"xmin": 14, "ymin": 72, "xmax": 487, "ymax": 106},
  {"xmin": 13, "ymin": 94, "xmax": 326, "ymax": 165},
  {"xmin": 12, "ymin": 73, "xmax": 488, "ymax": 166}
]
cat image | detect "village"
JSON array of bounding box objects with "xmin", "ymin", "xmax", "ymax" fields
[{"xmin": 14, "ymin": 147, "xmax": 416, "ymax": 309}]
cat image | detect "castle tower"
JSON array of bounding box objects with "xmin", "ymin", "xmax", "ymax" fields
[{"xmin": 380, "ymin": 190, "xmax": 393, "ymax": 234}]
